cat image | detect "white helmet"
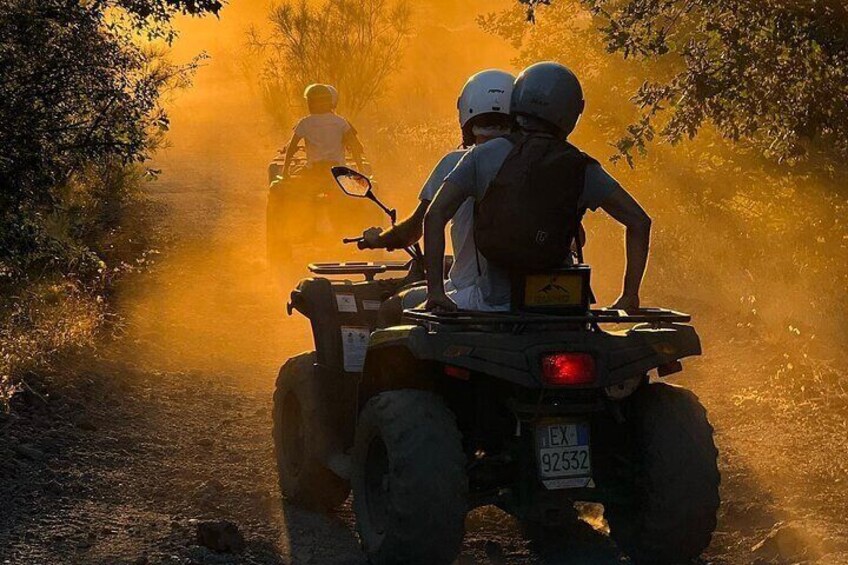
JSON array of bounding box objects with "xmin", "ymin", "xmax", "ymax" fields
[
  {"xmin": 457, "ymin": 69, "xmax": 515, "ymax": 128},
  {"xmin": 325, "ymin": 84, "xmax": 339, "ymax": 109}
]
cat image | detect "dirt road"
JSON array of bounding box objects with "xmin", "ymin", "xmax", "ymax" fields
[{"xmin": 2, "ymin": 82, "xmax": 848, "ymax": 564}]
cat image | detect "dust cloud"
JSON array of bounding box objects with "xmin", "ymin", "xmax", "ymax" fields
[
  {"xmin": 107, "ymin": 0, "xmax": 848, "ymax": 561},
  {"xmin": 120, "ymin": 0, "xmax": 516, "ymax": 379},
  {"xmin": 124, "ymin": 0, "xmax": 846, "ymax": 388}
]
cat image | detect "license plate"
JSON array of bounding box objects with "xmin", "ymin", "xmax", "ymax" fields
[{"xmin": 535, "ymin": 421, "xmax": 593, "ymax": 490}]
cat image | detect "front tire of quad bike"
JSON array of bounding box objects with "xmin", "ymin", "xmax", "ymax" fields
[
  {"xmin": 273, "ymin": 352, "xmax": 350, "ymax": 511},
  {"xmin": 352, "ymin": 390, "xmax": 468, "ymax": 565},
  {"xmin": 605, "ymin": 382, "xmax": 720, "ymax": 564}
]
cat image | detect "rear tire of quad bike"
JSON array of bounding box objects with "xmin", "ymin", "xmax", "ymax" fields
[
  {"xmin": 352, "ymin": 390, "xmax": 468, "ymax": 565},
  {"xmin": 605, "ymin": 382, "xmax": 720, "ymax": 564},
  {"xmin": 273, "ymin": 352, "xmax": 350, "ymax": 511}
]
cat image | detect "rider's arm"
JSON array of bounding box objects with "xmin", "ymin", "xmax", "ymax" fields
[
  {"xmin": 598, "ymin": 185, "xmax": 652, "ymax": 310},
  {"xmin": 282, "ymin": 132, "xmax": 302, "ymax": 178},
  {"xmin": 362, "ymin": 150, "xmax": 465, "ymax": 250},
  {"xmin": 424, "ymin": 181, "xmax": 468, "ymax": 311},
  {"xmin": 344, "ymin": 128, "xmax": 365, "ymax": 170},
  {"xmin": 367, "ymin": 199, "xmax": 429, "ymax": 250}
]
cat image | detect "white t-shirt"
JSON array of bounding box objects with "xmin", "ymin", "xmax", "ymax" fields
[
  {"xmin": 293, "ymin": 113, "xmax": 353, "ymax": 166},
  {"xmin": 442, "ymin": 136, "xmax": 622, "ymax": 310},
  {"xmin": 417, "ymin": 149, "xmax": 477, "ymax": 291}
]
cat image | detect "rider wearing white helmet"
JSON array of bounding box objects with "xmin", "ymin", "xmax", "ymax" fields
[
  {"xmin": 361, "ymin": 69, "xmax": 514, "ymax": 276},
  {"xmin": 457, "ymin": 69, "xmax": 514, "ymax": 148},
  {"xmin": 359, "ymin": 69, "xmax": 515, "ymax": 324},
  {"xmin": 282, "ymin": 83, "xmax": 365, "ymax": 178}
]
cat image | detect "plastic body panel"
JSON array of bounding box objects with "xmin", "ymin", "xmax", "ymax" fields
[
  {"xmin": 289, "ymin": 276, "xmax": 402, "ymax": 373},
  {"xmin": 366, "ymin": 322, "xmax": 701, "ymax": 390}
]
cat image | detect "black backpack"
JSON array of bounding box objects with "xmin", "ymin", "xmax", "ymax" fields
[{"xmin": 474, "ymin": 133, "xmax": 594, "ymax": 271}]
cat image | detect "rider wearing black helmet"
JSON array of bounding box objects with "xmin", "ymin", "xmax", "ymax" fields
[{"xmin": 424, "ymin": 61, "xmax": 652, "ymax": 312}]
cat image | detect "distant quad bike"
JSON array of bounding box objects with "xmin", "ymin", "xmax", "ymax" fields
[
  {"xmin": 272, "ymin": 168, "xmax": 720, "ymax": 564},
  {"xmin": 266, "ymin": 148, "xmax": 378, "ymax": 273}
]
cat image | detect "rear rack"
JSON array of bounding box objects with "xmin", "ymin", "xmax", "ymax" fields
[
  {"xmin": 308, "ymin": 261, "xmax": 409, "ymax": 280},
  {"xmin": 404, "ymin": 307, "xmax": 691, "ymax": 326}
]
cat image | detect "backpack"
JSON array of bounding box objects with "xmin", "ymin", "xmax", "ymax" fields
[{"xmin": 474, "ymin": 132, "xmax": 595, "ymax": 272}]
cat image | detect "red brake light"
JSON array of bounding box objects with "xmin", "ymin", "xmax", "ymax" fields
[
  {"xmin": 444, "ymin": 365, "xmax": 470, "ymax": 380},
  {"xmin": 541, "ymin": 353, "xmax": 596, "ymax": 386}
]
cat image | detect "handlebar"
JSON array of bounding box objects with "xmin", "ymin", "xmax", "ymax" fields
[{"xmin": 342, "ymin": 234, "xmax": 422, "ymax": 262}]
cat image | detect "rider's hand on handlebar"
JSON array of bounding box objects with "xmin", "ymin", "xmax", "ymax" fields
[
  {"xmin": 358, "ymin": 227, "xmax": 384, "ymax": 249},
  {"xmin": 425, "ymin": 291, "xmax": 458, "ymax": 313},
  {"xmin": 611, "ymin": 292, "xmax": 640, "ymax": 312}
]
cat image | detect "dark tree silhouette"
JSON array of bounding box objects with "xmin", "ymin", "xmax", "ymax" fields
[
  {"xmin": 0, "ymin": 0, "xmax": 215, "ymax": 285},
  {"xmin": 517, "ymin": 0, "xmax": 848, "ymax": 167}
]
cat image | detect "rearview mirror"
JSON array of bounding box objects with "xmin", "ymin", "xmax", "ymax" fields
[{"xmin": 331, "ymin": 166, "xmax": 372, "ymax": 198}]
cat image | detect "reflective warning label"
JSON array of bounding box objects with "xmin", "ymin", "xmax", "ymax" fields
[
  {"xmin": 341, "ymin": 326, "xmax": 370, "ymax": 372},
  {"xmin": 335, "ymin": 293, "xmax": 358, "ymax": 313}
]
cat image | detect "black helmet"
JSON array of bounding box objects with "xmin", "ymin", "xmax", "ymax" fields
[{"xmin": 511, "ymin": 62, "xmax": 585, "ymax": 137}]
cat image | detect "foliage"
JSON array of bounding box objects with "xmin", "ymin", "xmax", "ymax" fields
[
  {"xmin": 516, "ymin": 0, "xmax": 848, "ymax": 168},
  {"xmin": 95, "ymin": 0, "xmax": 224, "ymax": 40},
  {"xmin": 479, "ymin": 3, "xmax": 648, "ymax": 163},
  {"xmin": 248, "ymin": 0, "xmax": 412, "ymax": 125},
  {"xmin": 0, "ymin": 1, "xmax": 201, "ymax": 211},
  {"xmin": 0, "ymin": 281, "xmax": 105, "ymax": 413},
  {"xmin": 0, "ymin": 0, "xmax": 216, "ymax": 408},
  {"xmin": 0, "ymin": 0, "xmax": 209, "ymax": 286}
]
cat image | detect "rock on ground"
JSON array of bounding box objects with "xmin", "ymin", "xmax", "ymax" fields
[{"xmin": 196, "ymin": 519, "xmax": 245, "ymax": 553}]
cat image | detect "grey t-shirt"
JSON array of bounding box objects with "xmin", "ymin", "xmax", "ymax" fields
[
  {"xmin": 419, "ymin": 149, "xmax": 477, "ymax": 291},
  {"xmin": 442, "ymin": 136, "xmax": 620, "ymax": 308}
]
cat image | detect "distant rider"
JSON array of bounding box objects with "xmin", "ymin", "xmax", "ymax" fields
[
  {"xmin": 424, "ymin": 62, "xmax": 653, "ymax": 313},
  {"xmin": 281, "ymin": 84, "xmax": 365, "ymax": 178},
  {"xmin": 355, "ymin": 70, "xmax": 516, "ymax": 323}
]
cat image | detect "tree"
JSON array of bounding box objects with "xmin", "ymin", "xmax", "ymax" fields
[
  {"xmin": 0, "ymin": 0, "xmax": 219, "ymax": 408},
  {"xmin": 515, "ymin": 0, "xmax": 848, "ymax": 168},
  {"xmin": 249, "ymin": 0, "xmax": 412, "ymax": 125},
  {"xmin": 0, "ymin": 0, "xmax": 213, "ymax": 284}
]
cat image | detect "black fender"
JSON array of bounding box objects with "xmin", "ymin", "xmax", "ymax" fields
[
  {"xmin": 360, "ymin": 326, "xmax": 437, "ymax": 408},
  {"xmin": 364, "ymin": 323, "xmax": 701, "ymax": 392}
]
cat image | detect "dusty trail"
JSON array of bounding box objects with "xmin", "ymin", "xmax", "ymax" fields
[{"xmin": 2, "ymin": 110, "xmax": 847, "ymax": 564}]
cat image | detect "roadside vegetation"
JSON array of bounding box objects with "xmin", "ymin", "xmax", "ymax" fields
[
  {"xmin": 0, "ymin": 0, "xmax": 221, "ymax": 411},
  {"xmin": 247, "ymin": 0, "xmax": 413, "ymax": 128}
]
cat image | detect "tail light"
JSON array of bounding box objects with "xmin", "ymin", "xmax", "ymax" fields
[{"xmin": 541, "ymin": 353, "xmax": 596, "ymax": 386}]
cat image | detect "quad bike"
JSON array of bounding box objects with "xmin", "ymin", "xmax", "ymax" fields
[
  {"xmin": 272, "ymin": 168, "xmax": 721, "ymax": 564},
  {"xmin": 266, "ymin": 147, "xmax": 378, "ymax": 273}
]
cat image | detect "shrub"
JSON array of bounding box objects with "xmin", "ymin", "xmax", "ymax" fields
[
  {"xmin": 248, "ymin": 0, "xmax": 412, "ymax": 126},
  {"xmin": 0, "ymin": 0, "xmax": 217, "ymax": 409}
]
